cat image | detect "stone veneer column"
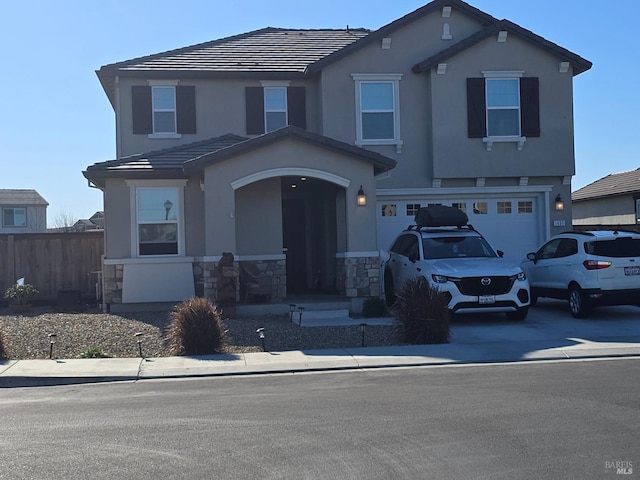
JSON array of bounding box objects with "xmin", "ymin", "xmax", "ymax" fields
[
  {"xmin": 102, "ymin": 263, "xmax": 123, "ymax": 307},
  {"xmin": 335, "ymin": 254, "xmax": 381, "ymax": 298}
]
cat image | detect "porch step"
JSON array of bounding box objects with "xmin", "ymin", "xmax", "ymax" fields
[{"xmin": 300, "ymin": 309, "xmax": 350, "ymax": 320}]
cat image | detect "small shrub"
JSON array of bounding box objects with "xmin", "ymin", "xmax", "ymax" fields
[
  {"xmin": 393, "ymin": 276, "xmax": 451, "ymax": 344},
  {"xmin": 362, "ymin": 296, "xmax": 388, "ymax": 318},
  {"xmin": 166, "ymin": 297, "xmax": 228, "ymax": 356},
  {"xmin": 4, "ymin": 283, "xmax": 38, "ymax": 305},
  {"xmin": 78, "ymin": 347, "xmax": 112, "ymax": 358}
]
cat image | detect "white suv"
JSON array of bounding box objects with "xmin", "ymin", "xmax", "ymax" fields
[
  {"xmin": 521, "ymin": 230, "xmax": 640, "ymax": 318},
  {"xmin": 383, "ymin": 206, "xmax": 530, "ymax": 320}
]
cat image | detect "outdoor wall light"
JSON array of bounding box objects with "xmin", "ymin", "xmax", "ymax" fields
[
  {"xmin": 48, "ymin": 333, "xmax": 57, "ymax": 359},
  {"xmin": 555, "ymin": 194, "xmax": 564, "ymax": 211},
  {"xmin": 164, "ymin": 199, "xmax": 173, "ymax": 220},
  {"xmin": 134, "ymin": 332, "xmax": 144, "ymax": 358},
  {"xmin": 357, "ymin": 185, "xmax": 367, "ymax": 206},
  {"xmin": 256, "ymin": 328, "xmax": 266, "ymax": 352}
]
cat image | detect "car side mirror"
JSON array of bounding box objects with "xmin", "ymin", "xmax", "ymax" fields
[
  {"xmin": 409, "ymin": 253, "xmax": 418, "ymax": 263},
  {"xmin": 497, "ymin": 250, "xmax": 504, "ymax": 258},
  {"xmin": 526, "ymin": 252, "xmax": 537, "ymax": 264}
]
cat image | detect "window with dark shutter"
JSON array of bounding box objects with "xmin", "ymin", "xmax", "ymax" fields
[
  {"xmin": 132, "ymin": 86, "xmax": 152, "ymax": 134},
  {"xmin": 287, "ymin": 87, "xmax": 306, "ymax": 130},
  {"xmin": 520, "ymin": 77, "xmax": 540, "ymax": 137},
  {"xmin": 466, "ymin": 78, "xmax": 486, "ymax": 138},
  {"xmin": 176, "ymin": 85, "xmax": 196, "ymax": 134},
  {"xmin": 246, "ymin": 87, "xmax": 265, "ymax": 134}
]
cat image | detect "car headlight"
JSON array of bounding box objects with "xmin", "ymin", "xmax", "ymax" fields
[
  {"xmin": 516, "ymin": 271, "xmax": 527, "ymax": 281},
  {"xmin": 431, "ymin": 274, "xmax": 449, "ymax": 284}
]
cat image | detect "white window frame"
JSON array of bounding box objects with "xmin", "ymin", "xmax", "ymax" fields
[
  {"xmin": 352, "ymin": 74, "xmax": 403, "ymax": 152},
  {"xmin": 481, "ymin": 71, "xmax": 525, "ymax": 151},
  {"xmin": 148, "ymin": 80, "xmax": 181, "ymax": 138},
  {"xmin": 126, "ymin": 179, "xmax": 187, "ymax": 257},
  {"xmin": 2, "ymin": 207, "xmax": 26, "ymax": 227},
  {"xmin": 264, "ymin": 86, "xmax": 288, "ymax": 133}
]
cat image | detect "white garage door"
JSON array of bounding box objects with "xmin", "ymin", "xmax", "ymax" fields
[{"xmin": 376, "ymin": 198, "xmax": 541, "ymax": 264}]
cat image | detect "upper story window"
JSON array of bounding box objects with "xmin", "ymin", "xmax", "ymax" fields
[
  {"xmin": 127, "ymin": 180, "xmax": 187, "ymax": 257},
  {"xmin": 264, "ymin": 87, "xmax": 288, "ymax": 132},
  {"xmin": 152, "ymin": 86, "xmax": 177, "ymax": 134},
  {"xmin": 245, "ymin": 84, "xmax": 306, "ymax": 135},
  {"xmin": 352, "ymin": 74, "xmax": 403, "ymax": 152},
  {"xmin": 467, "ymin": 72, "xmax": 539, "ymax": 151},
  {"xmin": 2, "ymin": 207, "xmax": 26, "ymax": 227},
  {"xmin": 131, "ymin": 82, "xmax": 196, "ymax": 138},
  {"xmin": 486, "ymin": 79, "xmax": 520, "ymax": 137}
]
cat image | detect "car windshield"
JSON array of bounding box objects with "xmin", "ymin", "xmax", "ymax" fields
[
  {"xmin": 586, "ymin": 237, "xmax": 640, "ymax": 258},
  {"xmin": 423, "ymin": 236, "xmax": 497, "ymax": 259}
]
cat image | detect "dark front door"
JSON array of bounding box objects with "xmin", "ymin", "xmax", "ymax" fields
[{"xmin": 282, "ymin": 177, "xmax": 339, "ymax": 295}]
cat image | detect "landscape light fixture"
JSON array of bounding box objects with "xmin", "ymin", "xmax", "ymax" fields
[
  {"xmin": 289, "ymin": 304, "xmax": 297, "ymax": 322},
  {"xmin": 356, "ymin": 185, "xmax": 367, "ymax": 206},
  {"xmin": 256, "ymin": 328, "xmax": 266, "ymax": 352},
  {"xmin": 164, "ymin": 199, "xmax": 173, "ymax": 220},
  {"xmin": 134, "ymin": 332, "xmax": 144, "ymax": 358},
  {"xmin": 298, "ymin": 306, "xmax": 305, "ymax": 326},
  {"xmin": 48, "ymin": 333, "xmax": 57, "ymax": 359},
  {"xmin": 359, "ymin": 323, "xmax": 367, "ymax": 347},
  {"xmin": 555, "ymin": 194, "xmax": 564, "ymax": 211}
]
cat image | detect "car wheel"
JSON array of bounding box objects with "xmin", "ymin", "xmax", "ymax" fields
[
  {"xmin": 384, "ymin": 270, "xmax": 396, "ymax": 307},
  {"xmin": 506, "ymin": 307, "xmax": 528, "ymax": 321},
  {"xmin": 529, "ymin": 293, "xmax": 538, "ymax": 307},
  {"xmin": 568, "ymin": 285, "xmax": 590, "ymax": 318}
]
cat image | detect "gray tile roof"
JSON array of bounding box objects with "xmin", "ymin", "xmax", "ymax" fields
[
  {"xmin": 572, "ymin": 169, "xmax": 640, "ymax": 202},
  {"xmin": 84, "ymin": 128, "xmax": 397, "ymax": 186},
  {"xmin": 0, "ymin": 189, "xmax": 48, "ymax": 206}
]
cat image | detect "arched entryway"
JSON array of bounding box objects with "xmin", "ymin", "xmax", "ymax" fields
[{"xmin": 281, "ymin": 176, "xmax": 340, "ymax": 294}]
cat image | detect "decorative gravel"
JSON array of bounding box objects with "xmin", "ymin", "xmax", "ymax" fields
[{"xmin": 0, "ymin": 307, "xmax": 402, "ymax": 360}]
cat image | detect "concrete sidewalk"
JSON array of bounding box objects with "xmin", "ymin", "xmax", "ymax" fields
[{"xmin": 2, "ymin": 336, "xmax": 640, "ymax": 387}]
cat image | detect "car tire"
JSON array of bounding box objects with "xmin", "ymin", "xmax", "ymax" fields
[
  {"xmin": 529, "ymin": 293, "xmax": 538, "ymax": 307},
  {"xmin": 506, "ymin": 307, "xmax": 528, "ymax": 321},
  {"xmin": 568, "ymin": 284, "xmax": 590, "ymax": 318},
  {"xmin": 384, "ymin": 270, "xmax": 396, "ymax": 307}
]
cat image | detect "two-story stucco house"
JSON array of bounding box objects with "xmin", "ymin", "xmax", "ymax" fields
[
  {"xmin": 0, "ymin": 189, "xmax": 48, "ymax": 234},
  {"xmin": 83, "ymin": 0, "xmax": 591, "ymax": 313}
]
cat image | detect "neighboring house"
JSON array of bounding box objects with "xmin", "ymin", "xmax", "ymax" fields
[
  {"xmin": 83, "ymin": 0, "xmax": 591, "ymax": 312},
  {"xmin": 0, "ymin": 189, "xmax": 48, "ymax": 233},
  {"xmin": 72, "ymin": 211, "xmax": 105, "ymax": 232},
  {"xmin": 572, "ymin": 169, "xmax": 640, "ymax": 226}
]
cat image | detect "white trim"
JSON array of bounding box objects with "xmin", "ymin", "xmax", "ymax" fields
[
  {"xmin": 104, "ymin": 256, "xmax": 195, "ymax": 265},
  {"xmin": 335, "ymin": 251, "xmax": 380, "ymax": 258},
  {"xmin": 234, "ymin": 254, "xmax": 286, "ymax": 261},
  {"xmin": 381, "ymin": 38, "xmax": 391, "ymax": 49},
  {"xmin": 483, "ymin": 136, "xmax": 526, "ymax": 151},
  {"xmin": 559, "ymin": 62, "xmax": 570, "ymax": 73},
  {"xmin": 148, "ymin": 133, "xmax": 182, "ymax": 139},
  {"xmin": 437, "ymin": 63, "xmax": 447, "ymax": 75},
  {"xmin": 497, "ymin": 31, "xmax": 508, "ymax": 43},
  {"xmin": 147, "ymin": 80, "xmax": 180, "ymax": 86},
  {"xmin": 482, "ymin": 70, "xmax": 524, "ymax": 78},
  {"xmin": 260, "ymin": 80, "xmax": 291, "ymax": 87},
  {"xmin": 231, "ymin": 168, "xmax": 350, "ymax": 190},
  {"xmin": 126, "ymin": 179, "xmax": 188, "ymax": 188}
]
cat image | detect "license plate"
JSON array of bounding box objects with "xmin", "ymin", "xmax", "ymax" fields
[
  {"xmin": 479, "ymin": 295, "xmax": 495, "ymax": 304},
  {"xmin": 624, "ymin": 266, "xmax": 640, "ymax": 276}
]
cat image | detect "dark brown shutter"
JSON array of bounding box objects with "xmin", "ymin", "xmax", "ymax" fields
[
  {"xmin": 245, "ymin": 87, "xmax": 265, "ymax": 134},
  {"xmin": 520, "ymin": 77, "xmax": 540, "ymax": 137},
  {"xmin": 466, "ymin": 78, "xmax": 486, "ymax": 138},
  {"xmin": 176, "ymin": 85, "xmax": 196, "ymax": 134},
  {"xmin": 131, "ymin": 86, "xmax": 152, "ymax": 134},
  {"xmin": 287, "ymin": 87, "xmax": 306, "ymax": 130}
]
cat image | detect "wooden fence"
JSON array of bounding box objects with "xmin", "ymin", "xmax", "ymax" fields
[{"xmin": 0, "ymin": 232, "xmax": 104, "ymax": 305}]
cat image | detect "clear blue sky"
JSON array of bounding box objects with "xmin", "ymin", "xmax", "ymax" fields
[{"xmin": 2, "ymin": 0, "xmax": 638, "ymax": 227}]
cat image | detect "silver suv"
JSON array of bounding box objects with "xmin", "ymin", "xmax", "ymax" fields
[
  {"xmin": 383, "ymin": 206, "xmax": 530, "ymax": 320},
  {"xmin": 521, "ymin": 230, "xmax": 640, "ymax": 317}
]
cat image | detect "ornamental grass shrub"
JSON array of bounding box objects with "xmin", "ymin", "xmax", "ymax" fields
[
  {"xmin": 393, "ymin": 276, "xmax": 451, "ymax": 344},
  {"xmin": 166, "ymin": 297, "xmax": 228, "ymax": 356},
  {"xmin": 0, "ymin": 328, "xmax": 6, "ymax": 360}
]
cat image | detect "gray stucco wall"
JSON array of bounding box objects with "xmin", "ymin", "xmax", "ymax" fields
[
  {"xmin": 573, "ymin": 195, "xmax": 637, "ymax": 225},
  {"xmin": 235, "ymin": 177, "xmax": 282, "ymax": 255}
]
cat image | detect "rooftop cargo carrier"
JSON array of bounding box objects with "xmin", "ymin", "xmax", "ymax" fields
[{"xmin": 414, "ymin": 205, "xmax": 468, "ymax": 228}]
